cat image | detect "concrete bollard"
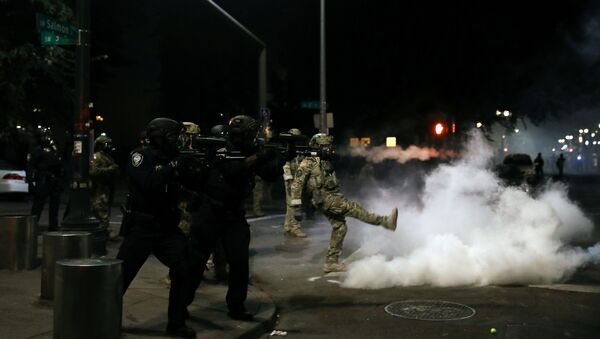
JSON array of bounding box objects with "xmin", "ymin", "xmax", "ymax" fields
[
  {"xmin": 41, "ymin": 232, "xmax": 92, "ymax": 300},
  {"xmin": 54, "ymin": 258, "xmax": 123, "ymax": 339},
  {"xmin": 0, "ymin": 214, "xmax": 38, "ymax": 270}
]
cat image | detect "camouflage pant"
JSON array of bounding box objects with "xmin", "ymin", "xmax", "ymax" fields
[
  {"xmin": 253, "ymin": 176, "xmax": 264, "ymax": 215},
  {"xmin": 178, "ymin": 200, "xmax": 191, "ymax": 236},
  {"xmin": 283, "ymin": 180, "xmax": 302, "ymax": 232},
  {"xmin": 317, "ymin": 192, "xmax": 386, "ymax": 264},
  {"xmin": 92, "ymin": 193, "xmax": 110, "ymax": 230}
]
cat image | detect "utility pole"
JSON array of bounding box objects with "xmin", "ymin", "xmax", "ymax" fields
[
  {"xmin": 319, "ymin": 0, "xmax": 327, "ymax": 134},
  {"xmin": 61, "ymin": 0, "xmax": 106, "ymax": 255},
  {"xmin": 205, "ymin": 0, "xmax": 267, "ymax": 121}
]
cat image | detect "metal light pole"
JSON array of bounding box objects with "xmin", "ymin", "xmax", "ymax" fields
[
  {"xmin": 319, "ymin": 0, "xmax": 327, "ymax": 134},
  {"xmin": 205, "ymin": 0, "xmax": 267, "ymax": 116},
  {"xmin": 61, "ymin": 0, "xmax": 106, "ymax": 256}
]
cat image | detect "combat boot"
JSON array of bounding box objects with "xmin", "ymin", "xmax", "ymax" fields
[
  {"xmin": 286, "ymin": 228, "xmax": 307, "ymax": 238},
  {"xmin": 382, "ymin": 207, "xmax": 398, "ymax": 231},
  {"xmin": 323, "ymin": 262, "xmax": 346, "ymax": 273},
  {"xmin": 228, "ymin": 305, "xmax": 254, "ymax": 321},
  {"xmin": 165, "ymin": 324, "xmax": 196, "ymax": 338}
]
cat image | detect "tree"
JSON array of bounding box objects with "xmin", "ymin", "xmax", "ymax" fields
[{"xmin": 0, "ymin": 0, "xmax": 74, "ymax": 129}]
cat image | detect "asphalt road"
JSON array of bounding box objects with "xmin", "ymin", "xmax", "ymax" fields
[
  {"xmin": 247, "ymin": 176, "xmax": 600, "ymax": 339},
  {"xmin": 1, "ymin": 175, "xmax": 599, "ymax": 339}
]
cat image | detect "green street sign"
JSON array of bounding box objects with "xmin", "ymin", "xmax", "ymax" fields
[
  {"xmin": 301, "ymin": 101, "xmax": 321, "ymax": 109},
  {"xmin": 36, "ymin": 13, "xmax": 78, "ymax": 45},
  {"xmin": 40, "ymin": 30, "xmax": 78, "ymax": 46}
]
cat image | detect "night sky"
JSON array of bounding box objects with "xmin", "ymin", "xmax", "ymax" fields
[{"xmin": 89, "ymin": 0, "xmax": 600, "ymax": 148}]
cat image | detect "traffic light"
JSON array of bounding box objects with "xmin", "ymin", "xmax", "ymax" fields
[{"xmin": 434, "ymin": 122, "xmax": 446, "ymax": 136}]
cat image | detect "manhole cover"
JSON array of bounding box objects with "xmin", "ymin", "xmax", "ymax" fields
[{"xmin": 385, "ymin": 300, "xmax": 476, "ymax": 321}]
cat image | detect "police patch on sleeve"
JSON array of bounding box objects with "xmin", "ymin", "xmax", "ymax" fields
[{"xmin": 131, "ymin": 152, "xmax": 143, "ymax": 167}]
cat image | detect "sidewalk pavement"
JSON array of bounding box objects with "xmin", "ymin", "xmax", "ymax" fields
[{"xmin": 0, "ymin": 237, "xmax": 277, "ymax": 339}]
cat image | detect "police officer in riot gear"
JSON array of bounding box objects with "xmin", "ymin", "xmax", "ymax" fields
[
  {"xmin": 116, "ymin": 118, "xmax": 195, "ymax": 338},
  {"xmin": 27, "ymin": 132, "xmax": 64, "ymax": 231},
  {"xmin": 186, "ymin": 115, "xmax": 287, "ymax": 321},
  {"xmin": 209, "ymin": 124, "xmax": 227, "ymax": 138}
]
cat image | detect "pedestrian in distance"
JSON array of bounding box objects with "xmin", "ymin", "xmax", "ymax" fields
[
  {"xmin": 534, "ymin": 152, "xmax": 544, "ymax": 177},
  {"xmin": 556, "ymin": 153, "xmax": 566, "ymax": 180}
]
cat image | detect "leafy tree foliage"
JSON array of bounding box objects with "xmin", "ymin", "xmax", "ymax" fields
[{"xmin": 0, "ymin": 0, "xmax": 74, "ymax": 129}]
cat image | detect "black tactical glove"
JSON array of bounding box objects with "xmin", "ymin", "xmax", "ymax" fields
[
  {"xmin": 319, "ymin": 147, "xmax": 339, "ymax": 161},
  {"xmin": 284, "ymin": 143, "xmax": 297, "ymax": 161}
]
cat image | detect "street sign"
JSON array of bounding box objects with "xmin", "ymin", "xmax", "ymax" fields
[
  {"xmin": 36, "ymin": 13, "xmax": 78, "ymax": 45},
  {"xmin": 259, "ymin": 107, "xmax": 271, "ymax": 122},
  {"xmin": 40, "ymin": 30, "xmax": 78, "ymax": 46},
  {"xmin": 301, "ymin": 101, "xmax": 321, "ymax": 110}
]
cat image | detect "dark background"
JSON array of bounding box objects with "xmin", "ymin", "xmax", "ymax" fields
[{"xmin": 3, "ymin": 0, "xmax": 600, "ymax": 159}]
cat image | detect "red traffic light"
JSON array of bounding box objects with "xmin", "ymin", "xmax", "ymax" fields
[{"xmin": 434, "ymin": 122, "xmax": 446, "ymax": 136}]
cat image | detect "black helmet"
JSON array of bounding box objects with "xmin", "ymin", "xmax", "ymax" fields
[
  {"xmin": 228, "ymin": 115, "xmax": 259, "ymax": 137},
  {"xmin": 145, "ymin": 118, "xmax": 184, "ymax": 156},
  {"xmin": 209, "ymin": 124, "xmax": 227, "ymax": 137},
  {"xmin": 228, "ymin": 115, "xmax": 259, "ymax": 153},
  {"xmin": 146, "ymin": 118, "xmax": 184, "ymax": 139}
]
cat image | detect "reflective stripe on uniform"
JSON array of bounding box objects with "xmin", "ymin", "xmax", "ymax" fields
[{"xmin": 290, "ymin": 199, "xmax": 302, "ymax": 206}]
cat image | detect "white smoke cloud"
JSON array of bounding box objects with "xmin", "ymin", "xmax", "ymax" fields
[
  {"xmin": 342, "ymin": 131, "xmax": 598, "ymax": 289},
  {"xmin": 345, "ymin": 145, "xmax": 455, "ymax": 164}
]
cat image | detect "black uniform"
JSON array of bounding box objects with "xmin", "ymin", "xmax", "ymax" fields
[
  {"xmin": 185, "ymin": 145, "xmax": 284, "ymax": 316},
  {"xmin": 116, "ymin": 146, "xmax": 190, "ymax": 329},
  {"xmin": 534, "ymin": 154, "xmax": 544, "ymax": 177},
  {"xmin": 27, "ymin": 144, "xmax": 64, "ymax": 231}
]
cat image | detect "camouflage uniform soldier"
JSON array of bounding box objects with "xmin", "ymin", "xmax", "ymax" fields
[
  {"xmin": 253, "ymin": 175, "xmax": 265, "ymax": 217},
  {"xmin": 90, "ymin": 135, "xmax": 119, "ymax": 239},
  {"xmin": 177, "ymin": 122, "xmax": 201, "ymax": 235},
  {"xmin": 290, "ymin": 133, "xmax": 398, "ymax": 273},
  {"xmin": 283, "ymin": 128, "xmax": 307, "ymax": 237}
]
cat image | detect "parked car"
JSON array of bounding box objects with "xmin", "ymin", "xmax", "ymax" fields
[
  {"xmin": 495, "ymin": 153, "xmax": 538, "ymax": 187},
  {"xmin": 0, "ymin": 160, "xmax": 29, "ymax": 194}
]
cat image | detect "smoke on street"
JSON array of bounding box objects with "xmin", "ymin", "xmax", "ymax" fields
[{"xmin": 342, "ymin": 131, "xmax": 599, "ymax": 289}]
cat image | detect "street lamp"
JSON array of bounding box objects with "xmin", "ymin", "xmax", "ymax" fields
[
  {"xmin": 476, "ymin": 122, "xmax": 483, "ymax": 128},
  {"xmin": 205, "ymin": 0, "xmax": 267, "ymax": 119}
]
